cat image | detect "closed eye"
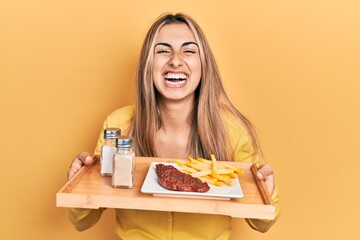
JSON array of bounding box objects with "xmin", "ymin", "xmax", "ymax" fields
[
  {"xmin": 183, "ymin": 50, "xmax": 196, "ymax": 54},
  {"xmin": 156, "ymin": 49, "xmax": 171, "ymax": 54}
]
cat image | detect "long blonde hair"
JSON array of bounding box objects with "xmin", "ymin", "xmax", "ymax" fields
[{"xmin": 131, "ymin": 13, "xmax": 260, "ymax": 161}]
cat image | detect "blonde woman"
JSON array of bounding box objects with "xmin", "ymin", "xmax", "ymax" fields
[{"xmin": 68, "ymin": 13, "xmax": 280, "ymax": 239}]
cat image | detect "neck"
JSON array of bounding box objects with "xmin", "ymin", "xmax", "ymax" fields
[
  {"xmin": 157, "ymin": 97, "xmax": 194, "ymax": 132},
  {"xmin": 155, "ymin": 97, "xmax": 195, "ymax": 159}
]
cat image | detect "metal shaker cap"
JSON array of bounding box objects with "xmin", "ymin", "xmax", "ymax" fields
[
  {"xmin": 104, "ymin": 128, "xmax": 121, "ymax": 139},
  {"xmin": 116, "ymin": 136, "xmax": 133, "ymax": 148}
]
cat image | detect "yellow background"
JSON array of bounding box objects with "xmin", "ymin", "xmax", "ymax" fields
[{"xmin": 1, "ymin": 0, "xmax": 359, "ymax": 239}]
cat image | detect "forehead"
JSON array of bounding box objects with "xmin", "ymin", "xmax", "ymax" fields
[{"xmin": 156, "ymin": 23, "xmax": 196, "ymax": 43}]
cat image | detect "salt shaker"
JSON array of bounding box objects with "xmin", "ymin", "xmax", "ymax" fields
[
  {"xmin": 112, "ymin": 136, "xmax": 135, "ymax": 188},
  {"xmin": 100, "ymin": 128, "xmax": 121, "ymax": 176}
]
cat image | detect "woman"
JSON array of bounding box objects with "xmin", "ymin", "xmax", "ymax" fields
[{"xmin": 68, "ymin": 13, "xmax": 280, "ymax": 239}]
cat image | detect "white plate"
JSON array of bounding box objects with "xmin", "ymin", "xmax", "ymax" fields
[{"xmin": 141, "ymin": 162, "xmax": 244, "ymax": 200}]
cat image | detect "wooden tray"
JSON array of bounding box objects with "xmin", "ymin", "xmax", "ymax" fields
[{"xmin": 56, "ymin": 156, "xmax": 275, "ymax": 220}]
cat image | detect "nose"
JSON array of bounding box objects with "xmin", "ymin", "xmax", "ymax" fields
[{"xmin": 168, "ymin": 52, "xmax": 183, "ymax": 68}]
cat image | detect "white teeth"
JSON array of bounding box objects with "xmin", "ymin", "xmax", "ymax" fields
[
  {"xmin": 166, "ymin": 80, "xmax": 185, "ymax": 85},
  {"xmin": 165, "ymin": 73, "xmax": 187, "ymax": 80}
]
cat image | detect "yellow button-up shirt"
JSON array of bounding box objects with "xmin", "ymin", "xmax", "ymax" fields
[{"xmin": 68, "ymin": 106, "xmax": 280, "ymax": 239}]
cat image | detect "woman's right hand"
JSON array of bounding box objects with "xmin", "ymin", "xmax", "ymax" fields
[{"xmin": 67, "ymin": 152, "xmax": 94, "ymax": 180}]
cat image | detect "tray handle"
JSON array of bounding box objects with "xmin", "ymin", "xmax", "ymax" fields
[{"xmin": 250, "ymin": 164, "xmax": 273, "ymax": 205}]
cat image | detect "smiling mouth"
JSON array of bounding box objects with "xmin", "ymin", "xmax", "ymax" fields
[{"xmin": 165, "ymin": 73, "xmax": 187, "ymax": 86}]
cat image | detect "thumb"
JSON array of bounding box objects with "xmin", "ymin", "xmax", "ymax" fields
[{"xmin": 78, "ymin": 152, "xmax": 93, "ymax": 166}]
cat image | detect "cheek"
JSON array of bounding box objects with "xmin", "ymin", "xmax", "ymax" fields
[
  {"xmin": 152, "ymin": 61, "xmax": 160, "ymax": 74},
  {"xmin": 152, "ymin": 60, "xmax": 164, "ymax": 91},
  {"xmin": 153, "ymin": 58, "xmax": 166, "ymax": 76},
  {"xmin": 189, "ymin": 59, "xmax": 202, "ymax": 78},
  {"xmin": 152, "ymin": 61, "xmax": 162, "ymax": 82}
]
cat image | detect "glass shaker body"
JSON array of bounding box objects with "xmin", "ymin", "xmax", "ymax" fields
[
  {"xmin": 100, "ymin": 128, "xmax": 121, "ymax": 176},
  {"xmin": 112, "ymin": 136, "xmax": 135, "ymax": 188}
]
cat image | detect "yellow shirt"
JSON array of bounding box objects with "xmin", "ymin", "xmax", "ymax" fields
[{"xmin": 68, "ymin": 106, "xmax": 280, "ymax": 239}]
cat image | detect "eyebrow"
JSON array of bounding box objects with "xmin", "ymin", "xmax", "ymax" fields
[{"xmin": 154, "ymin": 41, "xmax": 199, "ymax": 48}]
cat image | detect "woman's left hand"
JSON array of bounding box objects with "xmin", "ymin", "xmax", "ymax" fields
[{"xmin": 256, "ymin": 164, "xmax": 275, "ymax": 195}]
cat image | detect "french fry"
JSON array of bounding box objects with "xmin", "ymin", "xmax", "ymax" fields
[
  {"xmin": 199, "ymin": 176, "xmax": 223, "ymax": 187},
  {"xmin": 190, "ymin": 169, "xmax": 212, "ymax": 177},
  {"xmin": 187, "ymin": 157, "xmax": 211, "ymax": 170},
  {"xmin": 171, "ymin": 154, "xmax": 244, "ymax": 187},
  {"xmin": 220, "ymin": 175, "xmax": 235, "ymax": 186},
  {"xmin": 210, "ymin": 154, "xmax": 218, "ymax": 177},
  {"xmin": 216, "ymin": 169, "xmax": 234, "ymax": 175},
  {"xmin": 176, "ymin": 163, "xmax": 198, "ymax": 173},
  {"xmin": 190, "ymin": 162, "xmax": 210, "ymax": 171},
  {"xmin": 186, "ymin": 162, "xmax": 208, "ymax": 171},
  {"xmin": 217, "ymin": 162, "xmax": 244, "ymax": 174},
  {"xmin": 196, "ymin": 157, "xmax": 212, "ymax": 165},
  {"xmin": 227, "ymin": 172, "xmax": 238, "ymax": 178}
]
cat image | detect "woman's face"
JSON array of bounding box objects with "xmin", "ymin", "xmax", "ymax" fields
[{"xmin": 152, "ymin": 23, "xmax": 201, "ymax": 102}]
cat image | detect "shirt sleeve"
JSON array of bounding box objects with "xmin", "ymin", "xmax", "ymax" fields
[
  {"xmin": 245, "ymin": 186, "xmax": 281, "ymax": 233},
  {"xmin": 67, "ymin": 208, "xmax": 105, "ymax": 231},
  {"xmin": 93, "ymin": 105, "xmax": 135, "ymax": 155}
]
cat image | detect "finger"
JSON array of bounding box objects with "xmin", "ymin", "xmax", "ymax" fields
[
  {"xmin": 264, "ymin": 175, "xmax": 274, "ymax": 195},
  {"xmin": 67, "ymin": 153, "xmax": 93, "ymax": 180},
  {"xmin": 256, "ymin": 164, "xmax": 275, "ymax": 195},
  {"xmin": 256, "ymin": 164, "xmax": 273, "ymax": 180},
  {"xmin": 78, "ymin": 152, "xmax": 93, "ymax": 166},
  {"xmin": 67, "ymin": 168, "xmax": 77, "ymax": 180},
  {"xmin": 67, "ymin": 158, "xmax": 83, "ymax": 180}
]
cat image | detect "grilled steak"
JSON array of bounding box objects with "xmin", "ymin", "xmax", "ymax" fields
[{"xmin": 155, "ymin": 164, "xmax": 210, "ymax": 192}]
